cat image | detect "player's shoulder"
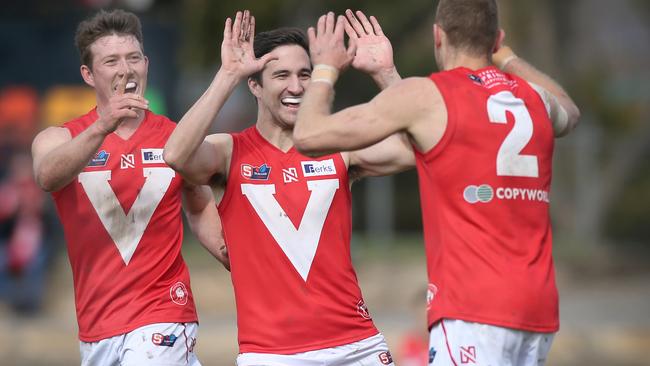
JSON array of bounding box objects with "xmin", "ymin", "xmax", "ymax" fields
[
  {"xmin": 380, "ymin": 77, "xmax": 442, "ymax": 109},
  {"xmin": 145, "ymin": 110, "xmax": 176, "ymax": 130}
]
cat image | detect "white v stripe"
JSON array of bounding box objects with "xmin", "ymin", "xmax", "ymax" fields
[
  {"xmin": 78, "ymin": 167, "xmax": 175, "ymax": 265},
  {"xmin": 241, "ymin": 179, "xmax": 339, "ymax": 281}
]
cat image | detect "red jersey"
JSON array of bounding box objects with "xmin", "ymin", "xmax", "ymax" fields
[
  {"xmin": 219, "ymin": 127, "xmax": 378, "ymax": 354},
  {"xmin": 418, "ymin": 67, "xmax": 558, "ymax": 332},
  {"xmin": 52, "ymin": 109, "xmax": 197, "ymax": 342}
]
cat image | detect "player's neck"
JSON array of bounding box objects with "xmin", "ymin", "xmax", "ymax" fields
[
  {"xmin": 255, "ymin": 119, "xmax": 294, "ymax": 153},
  {"xmin": 442, "ymin": 53, "xmax": 491, "ymax": 72}
]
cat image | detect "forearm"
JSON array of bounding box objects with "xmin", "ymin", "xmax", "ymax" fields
[
  {"xmin": 294, "ymin": 80, "xmax": 337, "ymax": 156},
  {"xmin": 35, "ymin": 124, "xmax": 108, "ymax": 192},
  {"xmin": 183, "ymin": 185, "xmax": 230, "ymax": 270},
  {"xmin": 186, "ymin": 204, "xmax": 229, "ymax": 270},
  {"xmin": 494, "ymin": 47, "xmax": 580, "ymax": 128},
  {"xmin": 164, "ymin": 69, "xmax": 240, "ymax": 170}
]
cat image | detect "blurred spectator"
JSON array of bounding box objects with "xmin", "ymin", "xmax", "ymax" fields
[
  {"xmin": 0, "ymin": 150, "xmax": 49, "ymax": 315},
  {"xmin": 396, "ymin": 289, "xmax": 430, "ymax": 366}
]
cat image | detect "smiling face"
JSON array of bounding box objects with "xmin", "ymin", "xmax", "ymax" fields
[
  {"xmin": 249, "ymin": 44, "xmax": 311, "ymax": 130},
  {"xmin": 80, "ymin": 34, "xmax": 148, "ymax": 107}
]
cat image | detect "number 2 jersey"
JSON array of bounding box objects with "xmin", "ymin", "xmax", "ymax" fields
[
  {"xmin": 419, "ymin": 67, "xmax": 559, "ymax": 333},
  {"xmin": 218, "ymin": 126, "xmax": 378, "ymax": 354},
  {"xmin": 51, "ymin": 109, "xmax": 197, "ymax": 342}
]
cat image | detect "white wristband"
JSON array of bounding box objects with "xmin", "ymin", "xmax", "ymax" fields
[
  {"xmin": 311, "ymin": 64, "xmax": 339, "ymax": 85},
  {"xmin": 498, "ymin": 55, "xmax": 518, "ymax": 70}
]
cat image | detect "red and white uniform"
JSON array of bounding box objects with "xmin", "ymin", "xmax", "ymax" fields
[
  {"xmin": 52, "ymin": 109, "xmax": 197, "ymax": 342},
  {"xmin": 219, "ymin": 127, "xmax": 378, "ymax": 354},
  {"xmin": 418, "ymin": 67, "xmax": 558, "ymax": 332}
]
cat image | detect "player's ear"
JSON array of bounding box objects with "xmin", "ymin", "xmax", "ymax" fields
[
  {"xmin": 433, "ymin": 24, "xmax": 443, "ymax": 49},
  {"xmin": 80, "ymin": 65, "xmax": 95, "ymax": 88},
  {"xmin": 493, "ymin": 29, "xmax": 506, "ymax": 53},
  {"xmin": 248, "ymin": 77, "xmax": 262, "ymax": 98}
]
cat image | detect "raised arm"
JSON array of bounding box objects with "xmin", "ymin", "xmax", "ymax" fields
[
  {"xmin": 182, "ymin": 183, "xmax": 230, "ymax": 271},
  {"xmin": 340, "ymin": 10, "xmax": 414, "ymax": 178},
  {"xmin": 493, "ymin": 45, "xmax": 580, "ymax": 137},
  {"xmin": 344, "ymin": 9, "xmax": 401, "ymax": 89},
  {"xmin": 163, "ymin": 10, "xmax": 275, "ymax": 184},
  {"xmin": 32, "ymin": 76, "xmax": 148, "ymax": 192},
  {"xmin": 294, "ymin": 13, "xmax": 441, "ymax": 159}
]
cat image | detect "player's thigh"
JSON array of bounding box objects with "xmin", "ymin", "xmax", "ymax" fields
[
  {"xmin": 517, "ymin": 332, "xmax": 555, "ymax": 366},
  {"xmin": 429, "ymin": 319, "xmax": 535, "ymax": 366},
  {"xmin": 80, "ymin": 336, "xmax": 123, "ymax": 366},
  {"xmin": 121, "ymin": 322, "xmax": 201, "ymax": 366},
  {"xmin": 237, "ymin": 333, "xmax": 394, "ymax": 366}
]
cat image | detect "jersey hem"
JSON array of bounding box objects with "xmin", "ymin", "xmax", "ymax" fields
[
  {"xmin": 238, "ymin": 328, "xmax": 379, "ymax": 355},
  {"xmin": 428, "ymin": 314, "xmax": 558, "ymax": 334},
  {"xmin": 77, "ymin": 315, "xmax": 199, "ymax": 342}
]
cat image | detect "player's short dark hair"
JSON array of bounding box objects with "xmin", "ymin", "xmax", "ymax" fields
[
  {"xmin": 250, "ymin": 27, "xmax": 309, "ymax": 85},
  {"xmin": 435, "ymin": 0, "xmax": 499, "ymax": 57},
  {"xmin": 75, "ymin": 9, "xmax": 144, "ymax": 68}
]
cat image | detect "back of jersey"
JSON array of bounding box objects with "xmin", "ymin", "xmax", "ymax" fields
[{"xmin": 417, "ymin": 66, "xmax": 558, "ymax": 333}]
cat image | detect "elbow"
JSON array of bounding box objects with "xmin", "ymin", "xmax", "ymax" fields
[
  {"xmin": 33, "ymin": 165, "xmax": 57, "ymax": 192},
  {"xmin": 293, "ymin": 134, "xmax": 326, "ymax": 158},
  {"xmin": 36, "ymin": 180, "xmax": 55, "ymax": 193},
  {"xmin": 568, "ymin": 104, "xmax": 581, "ymax": 131},
  {"xmin": 162, "ymin": 149, "xmax": 185, "ymax": 173}
]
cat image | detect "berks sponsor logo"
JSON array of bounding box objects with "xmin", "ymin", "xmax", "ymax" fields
[
  {"xmin": 301, "ymin": 159, "xmax": 336, "ymax": 177},
  {"xmin": 152, "ymin": 333, "xmax": 178, "ymax": 347},
  {"xmin": 141, "ymin": 148, "xmax": 164, "ymax": 164},
  {"xmin": 241, "ymin": 163, "xmax": 271, "ymax": 180},
  {"xmin": 88, "ymin": 150, "xmax": 110, "ymax": 167}
]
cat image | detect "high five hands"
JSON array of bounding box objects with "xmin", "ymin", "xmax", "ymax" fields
[
  {"xmin": 221, "ymin": 10, "xmax": 277, "ymax": 79},
  {"xmin": 308, "ymin": 10, "xmax": 397, "ymax": 83}
]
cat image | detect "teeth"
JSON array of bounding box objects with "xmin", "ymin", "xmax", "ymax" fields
[
  {"xmin": 282, "ymin": 97, "xmax": 301, "ymax": 104},
  {"xmin": 126, "ymin": 82, "xmax": 137, "ymax": 89}
]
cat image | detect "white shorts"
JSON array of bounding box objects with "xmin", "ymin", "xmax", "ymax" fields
[
  {"xmin": 428, "ymin": 319, "xmax": 554, "ymax": 366},
  {"xmin": 236, "ymin": 333, "xmax": 394, "ymax": 366},
  {"xmin": 80, "ymin": 322, "xmax": 201, "ymax": 366}
]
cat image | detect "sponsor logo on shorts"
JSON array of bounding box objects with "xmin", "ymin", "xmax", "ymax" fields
[
  {"xmin": 301, "ymin": 159, "xmax": 336, "ymax": 177},
  {"xmin": 378, "ymin": 351, "xmax": 393, "ymax": 365},
  {"xmin": 241, "ymin": 163, "xmax": 271, "ymax": 180},
  {"xmin": 426, "ymin": 283, "xmax": 438, "ymax": 310},
  {"xmin": 141, "ymin": 148, "xmax": 165, "ymax": 164},
  {"xmin": 170, "ymin": 282, "xmax": 189, "ymax": 305},
  {"xmin": 429, "ymin": 347, "xmax": 437, "ymax": 363},
  {"xmin": 460, "ymin": 345, "xmax": 477, "ymax": 364},
  {"xmin": 88, "ymin": 150, "xmax": 110, "ymax": 167},
  {"xmin": 464, "ymin": 184, "xmax": 549, "ymax": 204},
  {"xmin": 152, "ymin": 333, "xmax": 178, "ymax": 347},
  {"xmin": 357, "ymin": 299, "xmax": 371, "ymax": 320}
]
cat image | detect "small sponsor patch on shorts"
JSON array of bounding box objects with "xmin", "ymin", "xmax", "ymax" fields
[
  {"xmin": 152, "ymin": 333, "xmax": 178, "ymax": 347},
  {"xmin": 378, "ymin": 350, "xmax": 393, "ymax": 365}
]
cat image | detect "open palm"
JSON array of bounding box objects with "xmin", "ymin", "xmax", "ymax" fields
[
  {"xmin": 221, "ymin": 10, "xmax": 273, "ymax": 79},
  {"xmin": 344, "ymin": 10, "xmax": 395, "ymax": 75}
]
